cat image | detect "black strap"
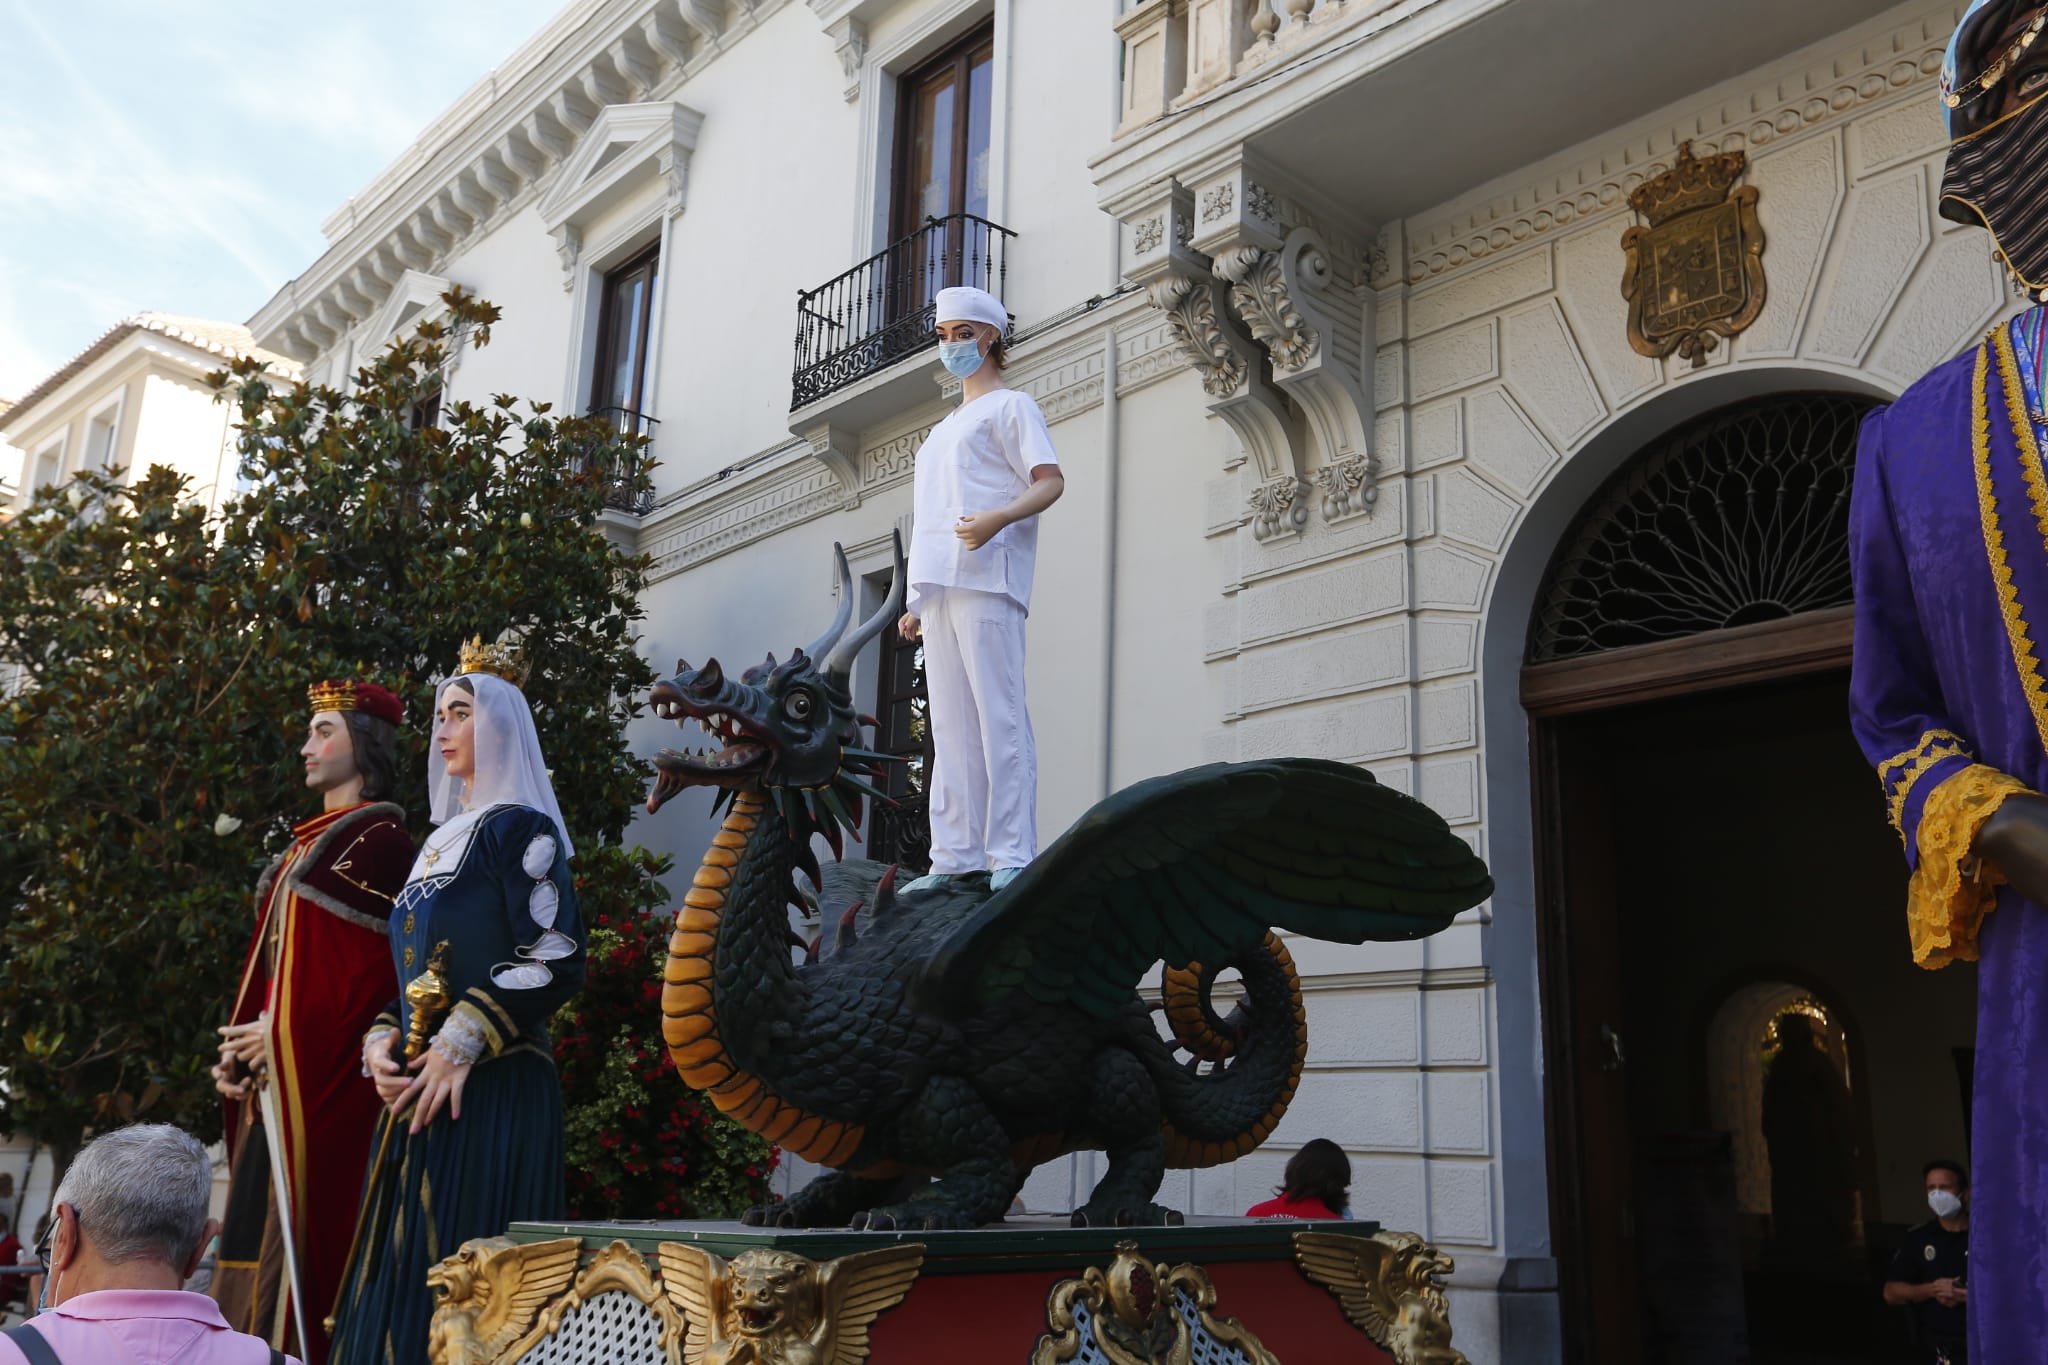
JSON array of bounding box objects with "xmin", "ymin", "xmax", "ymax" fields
[
  {"xmin": 271, "ymin": 1351, "xmax": 285, "ymax": 1365},
  {"xmin": 1, "ymin": 1322, "xmax": 63, "ymax": 1365}
]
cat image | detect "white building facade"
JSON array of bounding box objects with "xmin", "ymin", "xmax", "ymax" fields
[{"xmin": 248, "ymin": 0, "xmax": 2000, "ymax": 1357}]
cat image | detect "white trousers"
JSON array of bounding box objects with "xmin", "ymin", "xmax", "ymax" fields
[{"xmin": 919, "ymin": 585, "xmax": 1038, "ymax": 873}]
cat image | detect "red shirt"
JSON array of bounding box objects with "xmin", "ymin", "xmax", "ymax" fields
[{"xmin": 1245, "ymin": 1192, "xmax": 1343, "ymax": 1220}]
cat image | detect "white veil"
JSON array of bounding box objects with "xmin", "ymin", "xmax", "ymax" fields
[{"xmin": 428, "ymin": 670, "xmax": 575, "ymax": 857}]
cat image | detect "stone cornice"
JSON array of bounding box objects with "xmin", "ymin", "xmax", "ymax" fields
[
  {"xmin": 1399, "ymin": 1, "xmax": 1959, "ymax": 284},
  {"xmin": 249, "ymin": 0, "xmax": 790, "ymax": 361}
]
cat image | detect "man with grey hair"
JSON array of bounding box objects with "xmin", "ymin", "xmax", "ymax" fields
[{"xmin": 0, "ymin": 1124, "xmax": 290, "ymax": 1365}]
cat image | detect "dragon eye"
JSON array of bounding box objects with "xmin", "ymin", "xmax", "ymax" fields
[{"xmin": 782, "ymin": 690, "xmax": 815, "ymax": 723}]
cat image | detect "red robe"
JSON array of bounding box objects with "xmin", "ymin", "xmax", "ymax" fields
[{"xmin": 213, "ymin": 801, "xmax": 412, "ymax": 1364}]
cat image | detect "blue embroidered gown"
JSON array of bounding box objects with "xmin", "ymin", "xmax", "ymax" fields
[
  {"xmin": 1848, "ymin": 305, "xmax": 2048, "ymax": 1357},
  {"xmin": 327, "ymin": 803, "xmax": 584, "ymax": 1365}
]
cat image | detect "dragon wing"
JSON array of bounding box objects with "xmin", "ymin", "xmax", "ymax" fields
[
  {"xmin": 657, "ymin": 1242, "xmax": 729, "ymax": 1365},
  {"xmin": 474, "ymin": 1237, "xmax": 583, "ymax": 1352},
  {"xmin": 1292, "ymin": 1231, "xmax": 1396, "ymax": 1342},
  {"xmin": 813, "ymin": 1243, "xmax": 925, "ymax": 1365},
  {"xmin": 913, "ymin": 757, "xmax": 1491, "ymax": 1018}
]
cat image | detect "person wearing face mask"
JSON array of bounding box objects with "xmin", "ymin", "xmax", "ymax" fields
[
  {"xmin": 1848, "ymin": 1, "xmax": 2048, "ymax": 1352},
  {"xmin": 1882, "ymin": 1161, "xmax": 1971, "ymax": 1364},
  {"xmin": 896, "ymin": 286, "xmax": 1065, "ymax": 894}
]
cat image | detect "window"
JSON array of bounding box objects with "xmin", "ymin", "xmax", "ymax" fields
[
  {"xmin": 31, "ymin": 441, "xmax": 62, "ymax": 493},
  {"xmin": 869, "ymin": 615, "xmax": 934, "ymax": 873},
  {"xmin": 589, "ymin": 243, "xmax": 660, "ymax": 424},
  {"xmin": 408, "ymin": 388, "xmax": 442, "ymax": 432},
  {"xmin": 891, "ymin": 25, "xmax": 995, "ymax": 302},
  {"xmin": 85, "ymin": 405, "xmax": 119, "ymax": 473}
]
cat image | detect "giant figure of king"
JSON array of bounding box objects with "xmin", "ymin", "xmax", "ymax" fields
[
  {"xmin": 1848, "ymin": 0, "xmax": 2048, "ymax": 1351},
  {"xmin": 210, "ymin": 680, "xmax": 413, "ymax": 1364}
]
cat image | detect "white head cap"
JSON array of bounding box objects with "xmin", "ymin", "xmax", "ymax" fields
[{"xmin": 933, "ymin": 286, "xmax": 1008, "ymax": 335}]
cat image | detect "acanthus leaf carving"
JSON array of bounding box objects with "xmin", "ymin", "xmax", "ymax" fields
[
  {"xmin": 1314, "ymin": 453, "xmax": 1378, "ymax": 522},
  {"xmin": 1247, "ymin": 475, "xmax": 1310, "ymax": 542},
  {"xmin": 1215, "ymin": 245, "xmax": 1318, "ymax": 370},
  {"xmin": 1148, "ymin": 273, "xmax": 1249, "ymax": 399}
]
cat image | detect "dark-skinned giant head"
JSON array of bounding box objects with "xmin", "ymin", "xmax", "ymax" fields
[
  {"xmin": 645, "ymin": 535, "xmax": 905, "ymax": 876},
  {"xmin": 1941, "ymin": 1, "xmax": 2048, "ymax": 301}
]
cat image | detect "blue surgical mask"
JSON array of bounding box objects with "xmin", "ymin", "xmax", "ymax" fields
[{"xmin": 938, "ymin": 339, "xmax": 984, "ymax": 378}]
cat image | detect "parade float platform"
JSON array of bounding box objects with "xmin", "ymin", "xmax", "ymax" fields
[{"xmin": 425, "ymin": 1215, "xmax": 1438, "ymax": 1363}]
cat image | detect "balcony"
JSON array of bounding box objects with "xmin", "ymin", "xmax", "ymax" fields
[
  {"xmin": 585, "ymin": 405, "xmax": 658, "ymax": 517},
  {"xmin": 790, "ymin": 213, "xmax": 1014, "ymax": 415}
]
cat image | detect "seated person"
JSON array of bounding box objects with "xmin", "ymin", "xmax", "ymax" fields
[{"xmin": 1246, "ymin": 1139, "xmax": 1352, "ymax": 1220}]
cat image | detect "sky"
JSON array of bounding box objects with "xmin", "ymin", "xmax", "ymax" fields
[{"xmin": 0, "ymin": 0, "xmax": 566, "ymax": 481}]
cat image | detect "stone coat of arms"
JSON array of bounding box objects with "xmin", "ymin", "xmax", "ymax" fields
[{"xmin": 1621, "ymin": 141, "xmax": 1767, "ymax": 367}]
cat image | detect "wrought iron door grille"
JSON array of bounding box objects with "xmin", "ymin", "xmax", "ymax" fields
[
  {"xmin": 584, "ymin": 405, "xmax": 659, "ymax": 516},
  {"xmin": 1527, "ymin": 391, "xmax": 1878, "ymax": 663},
  {"xmin": 791, "ymin": 213, "xmax": 1014, "ymax": 411}
]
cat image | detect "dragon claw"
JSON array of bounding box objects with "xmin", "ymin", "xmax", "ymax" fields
[{"xmin": 1070, "ymin": 1203, "xmax": 1185, "ymax": 1229}]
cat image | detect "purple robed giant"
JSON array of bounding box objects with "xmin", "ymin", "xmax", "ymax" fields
[{"xmin": 1849, "ymin": 306, "xmax": 2048, "ymax": 1353}]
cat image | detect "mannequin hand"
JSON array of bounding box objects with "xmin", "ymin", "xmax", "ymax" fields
[
  {"xmin": 1974, "ymin": 791, "xmax": 2048, "ymax": 904},
  {"xmin": 218, "ymin": 1018, "xmax": 269, "ymax": 1071},
  {"xmin": 954, "ymin": 511, "xmax": 1009, "ymax": 550},
  {"xmin": 898, "ymin": 612, "xmax": 921, "ymax": 642},
  {"xmin": 365, "ymin": 1031, "xmax": 410, "ymax": 1107},
  {"xmin": 397, "ymin": 1048, "xmax": 470, "ymax": 1133}
]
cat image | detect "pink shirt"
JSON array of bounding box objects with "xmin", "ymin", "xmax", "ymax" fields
[{"xmin": 0, "ymin": 1290, "xmax": 296, "ymax": 1364}]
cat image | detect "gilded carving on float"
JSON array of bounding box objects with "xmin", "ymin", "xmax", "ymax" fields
[
  {"xmin": 426, "ymin": 1236, "xmax": 602, "ymax": 1365},
  {"xmin": 1293, "ymin": 1229, "xmax": 1471, "ymax": 1365},
  {"xmin": 1031, "ymin": 1239, "xmax": 1280, "ymax": 1365},
  {"xmin": 1621, "ymin": 141, "xmax": 1767, "ymax": 367},
  {"xmin": 656, "ymin": 1241, "xmax": 924, "ymax": 1365}
]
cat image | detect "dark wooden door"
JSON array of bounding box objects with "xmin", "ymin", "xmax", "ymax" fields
[{"xmin": 1526, "ymin": 608, "xmax": 1854, "ymax": 1362}]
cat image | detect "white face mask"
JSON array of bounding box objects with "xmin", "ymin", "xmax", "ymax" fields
[{"xmin": 1929, "ymin": 1188, "xmax": 1964, "ymax": 1220}]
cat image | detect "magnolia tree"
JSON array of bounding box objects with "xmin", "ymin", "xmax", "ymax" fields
[{"xmin": 0, "ymin": 290, "xmax": 771, "ymax": 1214}]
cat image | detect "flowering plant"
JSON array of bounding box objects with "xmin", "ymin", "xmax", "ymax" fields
[{"xmin": 554, "ymin": 844, "xmax": 776, "ymax": 1220}]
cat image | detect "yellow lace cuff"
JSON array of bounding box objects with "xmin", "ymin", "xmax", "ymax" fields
[{"xmin": 1909, "ymin": 764, "xmax": 2032, "ymax": 968}]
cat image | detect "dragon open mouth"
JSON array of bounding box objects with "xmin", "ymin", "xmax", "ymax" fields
[{"xmin": 647, "ymin": 680, "xmax": 772, "ymax": 810}]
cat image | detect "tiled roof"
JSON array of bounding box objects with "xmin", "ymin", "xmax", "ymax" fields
[{"xmin": 0, "ymin": 313, "xmax": 300, "ymax": 435}]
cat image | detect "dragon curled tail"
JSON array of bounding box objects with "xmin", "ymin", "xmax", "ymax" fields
[{"xmin": 1150, "ymin": 932, "xmax": 1307, "ymax": 1169}]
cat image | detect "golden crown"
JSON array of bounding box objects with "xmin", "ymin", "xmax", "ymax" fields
[
  {"xmin": 308, "ymin": 680, "xmax": 361, "ymax": 714},
  {"xmin": 456, "ymin": 635, "xmax": 530, "ymax": 687},
  {"xmin": 1628, "ymin": 143, "xmax": 1748, "ymax": 228}
]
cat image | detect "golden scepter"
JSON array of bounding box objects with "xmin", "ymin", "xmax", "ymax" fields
[{"xmin": 404, "ymin": 940, "xmax": 456, "ymax": 1060}]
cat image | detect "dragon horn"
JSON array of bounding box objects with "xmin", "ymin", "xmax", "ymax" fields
[
  {"xmin": 823, "ymin": 530, "xmax": 905, "ymax": 685},
  {"xmin": 804, "ymin": 543, "xmax": 857, "ymax": 663}
]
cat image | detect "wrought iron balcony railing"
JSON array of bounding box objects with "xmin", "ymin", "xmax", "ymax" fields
[
  {"xmin": 792, "ymin": 213, "xmax": 1015, "ymax": 411},
  {"xmin": 585, "ymin": 405, "xmax": 658, "ymax": 516}
]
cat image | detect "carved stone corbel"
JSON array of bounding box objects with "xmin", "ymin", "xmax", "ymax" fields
[
  {"xmin": 826, "ymin": 17, "xmax": 867, "ymax": 101},
  {"xmin": 1117, "ymin": 179, "xmax": 1304, "ymax": 528},
  {"xmin": 551, "ymin": 224, "xmax": 582, "ymax": 293},
  {"xmin": 1293, "ymin": 1230, "xmax": 1471, "ymax": 1365},
  {"xmin": 1314, "ymin": 453, "xmax": 1377, "ymax": 523},
  {"xmin": 803, "ymin": 423, "xmax": 862, "ymax": 505},
  {"xmin": 1247, "ymin": 474, "xmax": 1310, "ymax": 542},
  {"xmin": 1191, "ymin": 158, "xmax": 1380, "ymax": 523}
]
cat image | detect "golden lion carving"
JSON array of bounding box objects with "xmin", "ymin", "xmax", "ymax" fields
[
  {"xmin": 425, "ymin": 1236, "xmax": 583, "ymax": 1365},
  {"xmin": 656, "ymin": 1241, "xmax": 924, "ymax": 1365},
  {"xmin": 1293, "ymin": 1229, "xmax": 1470, "ymax": 1365}
]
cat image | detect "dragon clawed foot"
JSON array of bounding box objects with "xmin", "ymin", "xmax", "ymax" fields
[
  {"xmin": 1069, "ymin": 1203, "xmax": 1186, "ymax": 1229},
  {"xmin": 739, "ymin": 1202, "xmax": 802, "ymax": 1228},
  {"xmin": 850, "ymin": 1202, "xmax": 973, "ymax": 1232}
]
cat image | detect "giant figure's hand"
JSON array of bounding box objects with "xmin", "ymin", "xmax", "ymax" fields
[
  {"xmin": 1974, "ymin": 792, "xmax": 2048, "ymax": 905},
  {"xmin": 395, "ymin": 1048, "xmax": 470, "ymax": 1134},
  {"xmin": 898, "ymin": 612, "xmax": 921, "ymax": 642},
  {"xmin": 211, "ymin": 1049, "xmax": 251, "ymax": 1101},
  {"xmin": 218, "ymin": 1017, "xmax": 269, "ymax": 1072},
  {"xmin": 364, "ymin": 1030, "xmax": 410, "ymax": 1108},
  {"xmin": 954, "ymin": 510, "xmax": 1010, "ymax": 550}
]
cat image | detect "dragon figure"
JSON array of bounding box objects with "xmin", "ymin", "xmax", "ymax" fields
[{"xmin": 645, "ymin": 536, "xmax": 1491, "ymax": 1231}]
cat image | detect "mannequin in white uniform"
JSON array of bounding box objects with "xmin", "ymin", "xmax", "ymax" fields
[{"xmin": 897, "ymin": 286, "xmax": 1065, "ymax": 892}]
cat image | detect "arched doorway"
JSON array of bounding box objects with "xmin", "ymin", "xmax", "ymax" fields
[{"xmin": 1521, "ymin": 393, "xmax": 1977, "ymax": 1364}]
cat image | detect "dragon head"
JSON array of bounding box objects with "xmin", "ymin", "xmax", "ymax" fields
[{"xmin": 646, "ymin": 535, "xmax": 905, "ymax": 869}]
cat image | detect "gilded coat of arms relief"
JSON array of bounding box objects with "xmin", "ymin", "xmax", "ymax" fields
[{"xmin": 1621, "ymin": 141, "xmax": 1767, "ymax": 367}]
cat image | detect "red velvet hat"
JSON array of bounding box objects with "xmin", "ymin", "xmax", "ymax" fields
[{"xmin": 307, "ymin": 680, "xmax": 404, "ymax": 726}]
